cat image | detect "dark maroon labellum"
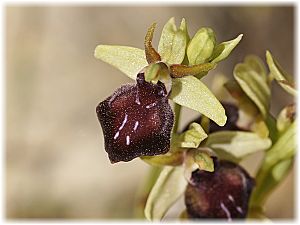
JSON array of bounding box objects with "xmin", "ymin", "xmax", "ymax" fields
[
  {"xmin": 96, "ymin": 73, "xmax": 174, "ymax": 163},
  {"xmin": 185, "ymin": 160, "xmax": 255, "ymax": 220}
]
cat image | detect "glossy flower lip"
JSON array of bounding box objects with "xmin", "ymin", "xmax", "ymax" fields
[
  {"xmin": 185, "ymin": 160, "xmax": 255, "ymax": 220},
  {"xmin": 96, "ymin": 73, "xmax": 174, "ymax": 163}
]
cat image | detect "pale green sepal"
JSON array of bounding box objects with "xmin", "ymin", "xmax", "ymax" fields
[
  {"xmin": 94, "ymin": 45, "xmax": 148, "ymax": 80},
  {"xmin": 158, "ymin": 17, "xmax": 188, "ymax": 65}
]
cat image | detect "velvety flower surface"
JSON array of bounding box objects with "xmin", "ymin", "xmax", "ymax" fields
[
  {"xmin": 185, "ymin": 160, "xmax": 255, "ymax": 220},
  {"xmin": 96, "ymin": 73, "xmax": 174, "ymax": 163}
]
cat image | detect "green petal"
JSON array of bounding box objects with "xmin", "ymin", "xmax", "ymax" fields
[
  {"xmin": 210, "ymin": 34, "xmax": 243, "ymax": 63},
  {"xmin": 144, "ymin": 166, "xmax": 187, "ymax": 221},
  {"xmin": 266, "ymin": 50, "xmax": 296, "ymax": 96},
  {"xmin": 169, "ymin": 76, "xmax": 226, "ymax": 126},
  {"xmin": 205, "ymin": 131, "xmax": 272, "ymax": 160},
  {"xmin": 94, "ymin": 45, "xmax": 148, "ymax": 80},
  {"xmin": 234, "ymin": 63, "xmax": 271, "ymax": 118},
  {"xmin": 187, "ymin": 27, "xmax": 216, "ymax": 65},
  {"xmin": 158, "ymin": 17, "xmax": 188, "ymax": 64}
]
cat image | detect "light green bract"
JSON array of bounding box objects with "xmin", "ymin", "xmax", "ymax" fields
[
  {"xmin": 94, "ymin": 45, "xmax": 147, "ymax": 80},
  {"xmin": 169, "ymin": 76, "xmax": 226, "ymax": 126},
  {"xmin": 205, "ymin": 131, "xmax": 272, "ymax": 160},
  {"xmin": 177, "ymin": 122, "xmax": 207, "ymax": 148},
  {"xmin": 266, "ymin": 50, "xmax": 296, "ymax": 96},
  {"xmin": 210, "ymin": 34, "xmax": 243, "ymax": 63},
  {"xmin": 158, "ymin": 17, "xmax": 188, "ymax": 65},
  {"xmin": 234, "ymin": 63, "xmax": 271, "ymax": 118},
  {"xmin": 187, "ymin": 27, "xmax": 216, "ymax": 65},
  {"xmin": 144, "ymin": 166, "xmax": 187, "ymax": 221}
]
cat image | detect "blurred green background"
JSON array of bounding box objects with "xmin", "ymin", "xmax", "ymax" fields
[{"xmin": 6, "ymin": 5, "xmax": 295, "ymax": 219}]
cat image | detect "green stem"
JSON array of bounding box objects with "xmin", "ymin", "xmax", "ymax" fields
[{"xmin": 173, "ymin": 103, "xmax": 182, "ymax": 134}]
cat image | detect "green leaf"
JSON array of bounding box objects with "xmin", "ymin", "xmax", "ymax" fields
[
  {"xmin": 244, "ymin": 55, "xmax": 267, "ymax": 81},
  {"xmin": 176, "ymin": 122, "xmax": 207, "ymax": 148},
  {"xmin": 144, "ymin": 166, "xmax": 187, "ymax": 221},
  {"xmin": 94, "ymin": 45, "xmax": 148, "ymax": 80},
  {"xmin": 210, "ymin": 34, "xmax": 243, "ymax": 63},
  {"xmin": 276, "ymin": 104, "xmax": 296, "ymax": 134},
  {"xmin": 234, "ymin": 63, "xmax": 271, "ymax": 117},
  {"xmin": 205, "ymin": 131, "xmax": 272, "ymax": 160},
  {"xmin": 158, "ymin": 17, "xmax": 188, "ymax": 65},
  {"xmin": 187, "ymin": 27, "xmax": 216, "ymax": 65},
  {"xmin": 169, "ymin": 76, "xmax": 226, "ymax": 126},
  {"xmin": 266, "ymin": 50, "xmax": 296, "ymax": 96}
]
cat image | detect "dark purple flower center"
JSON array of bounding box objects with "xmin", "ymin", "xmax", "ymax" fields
[
  {"xmin": 96, "ymin": 73, "xmax": 174, "ymax": 163},
  {"xmin": 185, "ymin": 160, "xmax": 255, "ymax": 220}
]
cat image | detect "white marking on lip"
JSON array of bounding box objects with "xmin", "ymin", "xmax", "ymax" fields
[
  {"xmin": 113, "ymin": 131, "xmax": 120, "ymax": 140},
  {"xmin": 228, "ymin": 194, "xmax": 234, "ymax": 202},
  {"xmin": 135, "ymin": 90, "xmax": 141, "ymax": 105},
  {"xmin": 146, "ymin": 102, "xmax": 156, "ymax": 109},
  {"xmin": 133, "ymin": 121, "xmax": 139, "ymax": 131},
  {"xmin": 236, "ymin": 206, "xmax": 243, "ymax": 214},
  {"xmin": 119, "ymin": 114, "xmax": 128, "ymax": 130},
  {"xmin": 126, "ymin": 135, "xmax": 130, "ymax": 145},
  {"xmin": 220, "ymin": 202, "xmax": 232, "ymax": 221}
]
